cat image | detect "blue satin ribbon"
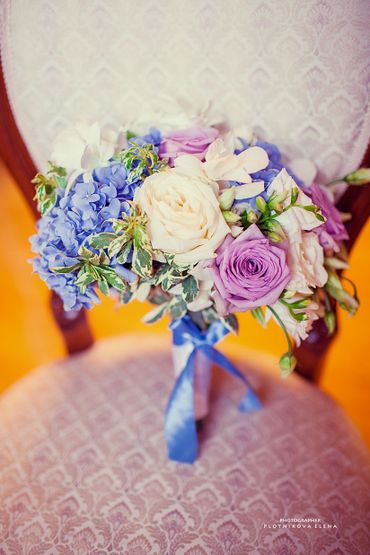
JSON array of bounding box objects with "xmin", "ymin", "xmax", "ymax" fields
[{"xmin": 165, "ymin": 316, "xmax": 262, "ymax": 463}]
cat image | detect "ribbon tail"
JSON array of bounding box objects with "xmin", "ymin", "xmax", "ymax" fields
[
  {"xmin": 202, "ymin": 345, "xmax": 262, "ymax": 413},
  {"xmin": 239, "ymin": 388, "xmax": 262, "ymax": 412},
  {"xmin": 164, "ymin": 350, "xmax": 198, "ymax": 463}
]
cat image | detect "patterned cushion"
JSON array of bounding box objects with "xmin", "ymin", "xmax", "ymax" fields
[{"xmin": 0, "ymin": 335, "xmax": 369, "ymax": 554}]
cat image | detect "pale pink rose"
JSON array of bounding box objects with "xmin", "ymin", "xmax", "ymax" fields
[
  {"xmin": 266, "ymin": 169, "xmax": 327, "ymax": 294},
  {"xmin": 287, "ymin": 232, "xmax": 328, "ymax": 294},
  {"xmin": 267, "ymin": 169, "xmax": 324, "ymax": 242},
  {"xmin": 267, "ymin": 297, "xmax": 321, "ymax": 346}
]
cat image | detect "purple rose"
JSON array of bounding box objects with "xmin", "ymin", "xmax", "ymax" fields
[
  {"xmin": 307, "ymin": 183, "xmax": 348, "ymax": 252},
  {"xmin": 158, "ymin": 127, "xmax": 219, "ymax": 166},
  {"xmin": 208, "ymin": 224, "xmax": 291, "ymax": 314}
]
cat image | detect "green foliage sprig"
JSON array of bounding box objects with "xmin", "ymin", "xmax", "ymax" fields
[
  {"xmin": 32, "ymin": 161, "xmax": 67, "ymax": 215},
  {"xmin": 52, "ymin": 245, "xmax": 128, "ymax": 296},
  {"xmin": 89, "ymin": 204, "xmax": 154, "ymax": 279},
  {"xmin": 115, "ymin": 142, "xmax": 167, "ymax": 183},
  {"xmin": 241, "ymin": 187, "xmax": 325, "ymax": 242}
]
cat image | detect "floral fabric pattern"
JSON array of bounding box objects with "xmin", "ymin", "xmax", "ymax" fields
[{"xmin": 0, "ymin": 335, "xmax": 369, "ymax": 554}]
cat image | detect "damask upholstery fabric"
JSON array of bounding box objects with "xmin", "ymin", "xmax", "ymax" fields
[
  {"xmin": 0, "ymin": 335, "xmax": 369, "ymax": 554},
  {"xmin": 1, "ymin": 0, "xmax": 370, "ymax": 182}
]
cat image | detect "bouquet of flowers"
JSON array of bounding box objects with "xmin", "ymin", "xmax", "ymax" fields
[{"xmin": 30, "ymin": 112, "xmax": 367, "ymax": 462}]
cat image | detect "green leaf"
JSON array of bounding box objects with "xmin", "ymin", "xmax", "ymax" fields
[
  {"xmin": 108, "ymin": 236, "xmax": 126, "ymax": 258},
  {"xmin": 78, "ymin": 245, "xmax": 95, "ymax": 259},
  {"xmin": 103, "ymin": 271, "xmax": 127, "ymax": 293},
  {"xmin": 53, "ymin": 175, "xmax": 67, "ymax": 189},
  {"xmin": 181, "ymin": 275, "xmax": 199, "ymax": 303},
  {"xmin": 168, "ymin": 297, "xmax": 187, "ymax": 320},
  {"xmin": 325, "ymin": 257, "xmax": 349, "ymax": 270},
  {"xmin": 88, "ymin": 232, "xmax": 117, "ymax": 249},
  {"xmin": 222, "ymin": 314, "xmax": 239, "ymax": 334},
  {"xmin": 40, "ymin": 195, "xmax": 56, "ymax": 215},
  {"xmin": 325, "ymin": 284, "xmax": 359, "ymax": 315},
  {"xmin": 75, "ymin": 271, "xmax": 95, "ymax": 293},
  {"xmin": 222, "ymin": 210, "xmax": 241, "ymax": 223},
  {"xmin": 115, "ymin": 241, "xmax": 132, "ymax": 264},
  {"xmin": 289, "ymin": 312, "xmax": 307, "ymax": 322},
  {"xmin": 251, "ymin": 307, "xmax": 266, "ymax": 327},
  {"xmin": 202, "ymin": 307, "xmax": 219, "ymax": 325},
  {"xmin": 142, "ymin": 303, "xmax": 168, "ymax": 324},
  {"xmin": 218, "ymin": 187, "xmax": 235, "ymax": 211},
  {"xmin": 262, "ymin": 219, "xmax": 287, "ymax": 241},
  {"xmin": 153, "ymin": 264, "xmax": 182, "ymax": 289},
  {"xmin": 85, "ymin": 264, "xmax": 101, "ymax": 281},
  {"xmin": 286, "ymin": 299, "xmax": 311, "ymax": 309},
  {"xmin": 279, "ymin": 353, "xmax": 297, "ymax": 378},
  {"xmin": 120, "ymin": 287, "xmax": 133, "ymax": 305},
  {"xmin": 51, "ymin": 264, "xmax": 80, "ymax": 274},
  {"xmin": 98, "ymin": 251, "xmax": 110, "ymax": 265},
  {"xmin": 324, "ymin": 311, "xmax": 336, "ymax": 334},
  {"xmin": 290, "ymin": 187, "xmax": 299, "ymax": 205},
  {"xmin": 327, "ymin": 271, "xmax": 343, "ymax": 290},
  {"xmin": 282, "ymin": 289, "xmax": 295, "ymax": 299},
  {"xmin": 301, "ymin": 204, "xmax": 318, "ymax": 212},
  {"xmin": 241, "ymin": 209, "xmax": 258, "ymax": 228},
  {"xmin": 132, "ymin": 244, "xmax": 152, "ymax": 278},
  {"xmin": 36, "ymin": 184, "xmax": 46, "ymax": 201},
  {"xmin": 47, "ymin": 161, "xmax": 67, "ymax": 177},
  {"xmin": 126, "ymin": 130, "xmax": 137, "ymax": 140},
  {"xmin": 256, "ymin": 196, "xmax": 267, "ymax": 213},
  {"xmin": 99, "ymin": 277, "xmax": 110, "ymax": 296},
  {"xmin": 344, "ymin": 167, "xmax": 370, "ymax": 186}
]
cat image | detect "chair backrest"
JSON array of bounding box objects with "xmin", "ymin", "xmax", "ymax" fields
[
  {"xmin": 1, "ymin": 0, "xmax": 369, "ymax": 373},
  {"xmin": 0, "ymin": 59, "xmax": 93, "ymax": 355}
]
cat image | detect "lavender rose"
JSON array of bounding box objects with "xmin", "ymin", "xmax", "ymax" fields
[
  {"xmin": 208, "ymin": 224, "xmax": 291, "ymax": 314},
  {"xmin": 307, "ymin": 183, "xmax": 348, "ymax": 252},
  {"xmin": 159, "ymin": 127, "xmax": 219, "ymax": 166}
]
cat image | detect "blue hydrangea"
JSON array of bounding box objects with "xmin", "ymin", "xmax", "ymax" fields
[
  {"xmin": 130, "ymin": 127, "xmax": 161, "ymax": 147},
  {"xmin": 30, "ymin": 158, "xmax": 142, "ymax": 312}
]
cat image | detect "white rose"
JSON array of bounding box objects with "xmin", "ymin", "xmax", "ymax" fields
[{"xmin": 134, "ymin": 169, "xmax": 230, "ymax": 265}]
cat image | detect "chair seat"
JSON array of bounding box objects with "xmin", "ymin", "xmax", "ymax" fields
[{"xmin": 0, "ymin": 334, "xmax": 369, "ymax": 554}]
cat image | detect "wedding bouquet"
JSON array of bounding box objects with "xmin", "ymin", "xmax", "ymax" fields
[{"xmin": 30, "ymin": 113, "xmax": 366, "ymax": 462}]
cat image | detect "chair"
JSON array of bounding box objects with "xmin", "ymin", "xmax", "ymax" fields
[{"xmin": 0, "ymin": 1, "xmax": 369, "ymax": 552}]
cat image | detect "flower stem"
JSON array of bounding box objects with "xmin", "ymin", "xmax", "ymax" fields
[
  {"xmin": 267, "ymin": 305, "xmax": 293, "ymax": 355},
  {"xmin": 341, "ymin": 276, "xmax": 359, "ymax": 302}
]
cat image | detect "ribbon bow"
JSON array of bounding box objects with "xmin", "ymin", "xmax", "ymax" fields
[{"xmin": 165, "ymin": 316, "xmax": 261, "ymax": 463}]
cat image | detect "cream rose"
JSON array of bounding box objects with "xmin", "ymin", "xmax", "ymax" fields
[{"xmin": 134, "ymin": 169, "xmax": 230, "ymax": 264}]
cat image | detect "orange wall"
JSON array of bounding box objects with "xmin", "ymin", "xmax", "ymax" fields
[{"xmin": 0, "ymin": 159, "xmax": 369, "ymax": 444}]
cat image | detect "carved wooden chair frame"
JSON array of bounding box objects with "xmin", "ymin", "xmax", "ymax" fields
[{"xmin": 1, "ymin": 58, "xmax": 369, "ymax": 380}]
